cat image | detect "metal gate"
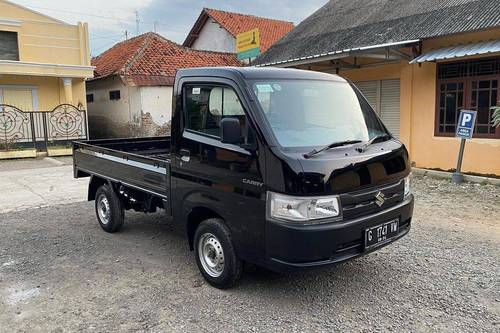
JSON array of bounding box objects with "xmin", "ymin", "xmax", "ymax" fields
[{"xmin": 0, "ymin": 104, "xmax": 88, "ymax": 152}]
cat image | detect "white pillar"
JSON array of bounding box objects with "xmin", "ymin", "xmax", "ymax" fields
[{"xmin": 62, "ymin": 78, "xmax": 73, "ymax": 104}]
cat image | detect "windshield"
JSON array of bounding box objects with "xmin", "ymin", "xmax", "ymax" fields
[{"xmin": 252, "ymin": 80, "xmax": 388, "ymax": 148}]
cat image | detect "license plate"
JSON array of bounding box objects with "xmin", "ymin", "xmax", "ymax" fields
[{"xmin": 365, "ymin": 218, "xmax": 399, "ymax": 249}]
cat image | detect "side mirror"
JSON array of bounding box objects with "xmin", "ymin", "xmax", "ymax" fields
[{"xmin": 220, "ymin": 118, "xmax": 242, "ymax": 144}]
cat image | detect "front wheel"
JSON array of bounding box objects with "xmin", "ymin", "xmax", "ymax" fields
[
  {"xmin": 194, "ymin": 218, "xmax": 243, "ymax": 289},
  {"xmin": 94, "ymin": 184, "xmax": 124, "ymax": 233}
]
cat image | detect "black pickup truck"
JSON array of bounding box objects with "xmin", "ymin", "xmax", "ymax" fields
[{"xmin": 74, "ymin": 67, "xmax": 414, "ymax": 288}]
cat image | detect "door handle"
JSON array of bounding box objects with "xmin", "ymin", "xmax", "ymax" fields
[{"xmin": 180, "ymin": 149, "xmax": 190, "ymax": 162}]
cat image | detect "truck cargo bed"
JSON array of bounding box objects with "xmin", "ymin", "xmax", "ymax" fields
[{"xmin": 73, "ymin": 137, "xmax": 171, "ymax": 199}]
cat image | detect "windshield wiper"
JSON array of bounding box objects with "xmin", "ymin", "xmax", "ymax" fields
[
  {"xmin": 303, "ymin": 140, "xmax": 363, "ymax": 159},
  {"xmin": 355, "ymin": 134, "xmax": 392, "ymax": 153}
]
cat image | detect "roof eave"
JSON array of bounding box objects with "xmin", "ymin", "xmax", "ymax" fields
[
  {"xmin": 256, "ymin": 39, "xmax": 421, "ymax": 67},
  {"xmin": 183, "ymin": 9, "xmax": 211, "ymax": 47}
]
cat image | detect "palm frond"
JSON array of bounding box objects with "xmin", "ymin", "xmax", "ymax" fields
[{"xmin": 492, "ymin": 106, "xmax": 500, "ymax": 128}]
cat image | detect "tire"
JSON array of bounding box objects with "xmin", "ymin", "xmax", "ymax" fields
[
  {"xmin": 194, "ymin": 218, "xmax": 243, "ymax": 289},
  {"xmin": 94, "ymin": 184, "xmax": 124, "ymax": 233}
]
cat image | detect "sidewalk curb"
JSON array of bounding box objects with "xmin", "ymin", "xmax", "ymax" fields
[{"xmin": 412, "ymin": 168, "xmax": 500, "ymax": 186}]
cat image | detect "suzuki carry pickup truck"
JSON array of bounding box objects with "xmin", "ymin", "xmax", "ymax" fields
[{"xmin": 73, "ymin": 67, "xmax": 414, "ymax": 288}]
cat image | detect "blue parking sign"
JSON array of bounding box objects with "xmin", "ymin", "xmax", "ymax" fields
[{"xmin": 455, "ymin": 110, "xmax": 477, "ymax": 139}]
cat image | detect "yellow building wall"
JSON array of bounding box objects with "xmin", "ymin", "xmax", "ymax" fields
[
  {"xmin": 0, "ymin": 0, "xmax": 61, "ymax": 24},
  {"xmin": 0, "ymin": 0, "xmax": 92, "ymax": 112},
  {"xmin": 407, "ymin": 62, "xmax": 500, "ymax": 176},
  {"xmin": 0, "ymin": 75, "xmax": 87, "ymax": 110},
  {"xmin": 0, "ymin": 0, "xmax": 90, "ymax": 67},
  {"xmin": 0, "ymin": 75, "xmax": 59, "ymax": 110},
  {"xmin": 70, "ymin": 79, "xmax": 87, "ymax": 110}
]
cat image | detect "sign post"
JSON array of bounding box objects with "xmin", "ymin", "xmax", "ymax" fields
[
  {"xmin": 236, "ymin": 28, "xmax": 260, "ymax": 63},
  {"xmin": 452, "ymin": 110, "xmax": 477, "ymax": 184}
]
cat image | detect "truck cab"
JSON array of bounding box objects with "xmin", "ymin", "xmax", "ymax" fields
[{"xmin": 74, "ymin": 67, "xmax": 414, "ymax": 289}]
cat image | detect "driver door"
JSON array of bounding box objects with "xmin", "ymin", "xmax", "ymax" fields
[{"xmin": 172, "ymin": 79, "xmax": 266, "ymax": 260}]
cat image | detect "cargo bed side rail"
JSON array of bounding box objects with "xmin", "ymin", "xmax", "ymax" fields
[{"xmin": 73, "ymin": 141, "xmax": 170, "ymax": 200}]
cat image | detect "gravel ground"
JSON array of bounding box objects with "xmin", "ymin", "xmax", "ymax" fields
[{"xmin": 0, "ymin": 174, "xmax": 499, "ymax": 332}]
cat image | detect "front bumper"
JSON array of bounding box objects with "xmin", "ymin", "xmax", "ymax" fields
[{"xmin": 264, "ymin": 195, "xmax": 414, "ymax": 272}]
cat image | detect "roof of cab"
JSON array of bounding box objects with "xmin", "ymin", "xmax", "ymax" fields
[{"xmin": 176, "ymin": 67, "xmax": 346, "ymax": 82}]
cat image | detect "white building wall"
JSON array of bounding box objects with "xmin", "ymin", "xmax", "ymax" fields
[
  {"xmin": 191, "ymin": 18, "xmax": 236, "ymax": 53},
  {"xmin": 87, "ymin": 77, "xmax": 173, "ymax": 138},
  {"xmin": 140, "ymin": 85, "xmax": 172, "ymax": 125},
  {"xmin": 86, "ymin": 76, "xmax": 141, "ymax": 138}
]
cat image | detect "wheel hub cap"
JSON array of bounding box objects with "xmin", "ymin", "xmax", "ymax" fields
[
  {"xmin": 97, "ymin": 194, "xmax": 111, "ymax": 225},
  {"xmin": 198, "ymin": 233, "xmax": 225, "ymax": 278}
]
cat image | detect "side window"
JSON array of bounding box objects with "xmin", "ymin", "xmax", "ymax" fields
[
  {"xmin": 109, "ymin": 90, "xmax": 120, "ymax": 100},
  {"xmin": 0, "ymin": 31, "xmax": 19, "ymax": 61},
  {"xmin": 185, "ymin": 85, "xmax": 246, "ymax": 138}
]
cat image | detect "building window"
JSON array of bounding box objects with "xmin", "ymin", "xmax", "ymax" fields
[
  {"xmin": 0, "ymin": 31, "xmax": 19, "ymax": 61},
  {"xmin": 436, "ymin": 58, "xmax": 500, "ymax": 138},
  {"xmin": 109, "ymin": 90, "xmax": 120, "ymax": 100},
  {"xmin": 86, "ymin": 94, "xmax": 94, "ymax": 103}
]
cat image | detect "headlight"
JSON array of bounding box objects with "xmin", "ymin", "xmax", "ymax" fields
[
  {"xmin": 404, "ymin": 176, "xmax": 411, "ymax": 199},
  {"xmin": 267, "ymin": 192, "xmax": 341, "ymax": 224}
]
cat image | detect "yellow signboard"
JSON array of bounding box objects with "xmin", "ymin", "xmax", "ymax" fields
[{"xmin": 236, "ymin": 28, "xmax": 260, "ymax": 54}]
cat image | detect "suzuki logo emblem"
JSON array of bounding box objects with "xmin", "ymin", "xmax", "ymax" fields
[{"xmin": 375, "ymin": 191, "xmax": 386, "ymax": 207}]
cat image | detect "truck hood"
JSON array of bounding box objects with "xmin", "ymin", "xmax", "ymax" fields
[{"xmin": 268, "ymin": 140, "xmax": 410, "ymax": 195}]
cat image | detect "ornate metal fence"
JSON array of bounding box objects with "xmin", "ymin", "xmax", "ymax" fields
[{"xmin": 0, "ymin": 104, "xmax": 87, "ymax": 152}]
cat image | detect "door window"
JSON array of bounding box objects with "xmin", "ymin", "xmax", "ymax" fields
[{"xmin": 185, "ymin": 85, "xmax": 246, "ymax": 138}]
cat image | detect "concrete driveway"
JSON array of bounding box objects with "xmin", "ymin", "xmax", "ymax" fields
[{"xmin": 0, "ymin": 157, "xmax": 88, "ymax": 214}]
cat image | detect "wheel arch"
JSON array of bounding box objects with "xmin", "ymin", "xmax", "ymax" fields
[
  {"xmin": 186, "ymin": 206, "xmax": 224, "ymax": 251},
  {"xmin": 88, "ymin": 175, "xmax": 113, "ymax": 201}
]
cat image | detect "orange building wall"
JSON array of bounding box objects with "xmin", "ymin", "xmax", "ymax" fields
[
  {"xmin": 335, "ymin": 28, "xmax": 500, "ymax": 176},
  {"xmin": 408, "ymin": 62, "xmax": 500, "ymax": 176}
]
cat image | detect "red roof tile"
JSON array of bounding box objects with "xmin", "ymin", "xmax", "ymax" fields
[
  {"xmin": 91, "ymin": 32, "xmax": 242, "ymax": 85},
  {"xmin": 184, "ymin": 8, "xmax": 294, "ymax": 52}
]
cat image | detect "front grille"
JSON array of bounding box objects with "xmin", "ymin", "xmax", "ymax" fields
[{"xmin": 340, "ymin": 179, "xmax": 404, "ymax": 220}]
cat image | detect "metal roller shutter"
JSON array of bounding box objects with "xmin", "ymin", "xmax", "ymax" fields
[
  {"xmin": 380, "ymin": 79, "xmax": 400, "ymax": 138},
  {"xmin": 354, "ymin": 79, "xmax": 400, "ymax": 138},
  {"xmin": 355, "ymin": 81, "xmax": 380, "ymax": 115}
]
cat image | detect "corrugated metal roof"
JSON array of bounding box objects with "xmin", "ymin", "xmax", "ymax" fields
[
  {"xmin": 255, "ymin": 0, "xmax": 500, "ymax": 66},
  {"xmin": 410, "ymin": 39, "xmax": 500, "ymax": 63}
]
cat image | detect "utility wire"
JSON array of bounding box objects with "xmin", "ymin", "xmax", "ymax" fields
[
  {"xmin": 24, "ymin": 5, "xmax": 135, "ymax": 22},
  {"xmin": 23, "ymin": 4, "xmax": 174, "ymax": 27},
  {"xmin": 90, "ymin": 34, "xmax": 124, "ymax": 40},
  {"xmin": 91, "ymin": 38, "xmax": 123, "ymax": 57}
]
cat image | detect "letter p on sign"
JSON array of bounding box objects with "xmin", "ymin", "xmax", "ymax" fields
[
  {"xmin": 461, "ymin": 113, "xmax": 472, "ymax": 127},
  {"xmin": 455, "ymin": 110, "xmax": 477, "ymax": 140}
]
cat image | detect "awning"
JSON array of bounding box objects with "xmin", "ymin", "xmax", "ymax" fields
[{"xmin": 410, "ymin": 39, "xmax": 500, "ymax": 64}]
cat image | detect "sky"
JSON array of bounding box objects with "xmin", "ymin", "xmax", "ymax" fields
[{"xmin": 14, "ymin": 0, "xmax": 328, "ymax": 56}]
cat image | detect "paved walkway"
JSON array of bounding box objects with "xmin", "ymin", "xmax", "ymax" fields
[{"xmin": 0, "ymin": 157, "xmax": 88, "ymax": 214}]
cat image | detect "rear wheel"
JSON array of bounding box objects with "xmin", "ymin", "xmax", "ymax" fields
[
  {"xmin": 194, "ymin": 218, "xmax": 243, "ymax": 289},
  {"xmin": 95, "ymin": 184, "xmax": 124, "ymax": 233}
]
